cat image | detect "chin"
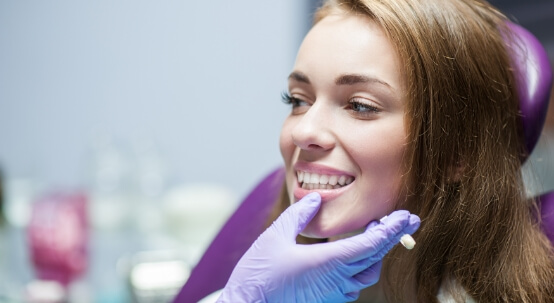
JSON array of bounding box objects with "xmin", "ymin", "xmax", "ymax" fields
[
  {"xmin": 299, "ymin": 218, "xmax": 362, "ymax": 239},
  {"xmin": 298, "ymin": 219, "xmax": 333, "ymax": 239}
]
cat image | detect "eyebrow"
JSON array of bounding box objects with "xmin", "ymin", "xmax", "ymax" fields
[
  {"xmin": 288, "ymin": 71, "xmax": 311, "ymax": 84},
  {"xmin": 335, "ymin": 73, "xmax": 392, "ymax": 89},
  {"xmin": 288, "ymin": 71, "xmax": 393, "ymax": 91}
]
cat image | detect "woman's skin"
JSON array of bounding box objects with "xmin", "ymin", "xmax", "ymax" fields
[{"xmin": 280, "ymin": 14, "xmax": 408, "ymax": 239}]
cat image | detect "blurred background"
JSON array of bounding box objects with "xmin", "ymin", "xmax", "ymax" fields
[{"xmin": 0, "ymin": 0, "xmax": 552, "ymax": 302}]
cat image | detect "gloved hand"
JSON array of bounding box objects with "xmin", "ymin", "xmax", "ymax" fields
[{"xmin": 217, "ymin": 192, "xmax": 421, "ymax": 303}]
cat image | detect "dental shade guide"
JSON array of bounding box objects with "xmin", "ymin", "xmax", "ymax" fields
[{"xmin": 379, "ymin": 215, "xmax": 416, "ymax": 250}]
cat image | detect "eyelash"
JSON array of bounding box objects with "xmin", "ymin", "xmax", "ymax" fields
[
  {"xmin": 281, "ymin": 91, "xmax": 381, "ymax": 117},
  {"xmin": 347, "ymin": 99, "xmax": 380, "ymax": 114},
  {"xmin": 281, "ymin": 91, "xmax": 307, "ymax": 108}
]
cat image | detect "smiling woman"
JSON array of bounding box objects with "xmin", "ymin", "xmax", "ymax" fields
[
  {"xmin": 214, "ymin": 0, "xmax": 554, "ymax": 302},
  {"xmin": 272, "ymin": 0, "xmax": 554, "ymax": 301}
]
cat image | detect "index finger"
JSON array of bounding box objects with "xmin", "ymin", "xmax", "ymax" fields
[{"xmin": 326, "ymin": 210, "xmax": 420, "ymax": 263}]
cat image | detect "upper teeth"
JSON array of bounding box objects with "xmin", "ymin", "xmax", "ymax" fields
[{"xmin": 297, "ymin": 171, "xmax": 354, "ymax": 189}]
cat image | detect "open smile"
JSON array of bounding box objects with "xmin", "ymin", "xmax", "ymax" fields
[{"xmin": 296, "ymin": 170, "xmax": 355, "ymax": 190}]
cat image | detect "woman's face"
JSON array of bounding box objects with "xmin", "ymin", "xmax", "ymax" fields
[{"xmin": 280, "ymin": 14, "xmax": 408, "ymax": 238}]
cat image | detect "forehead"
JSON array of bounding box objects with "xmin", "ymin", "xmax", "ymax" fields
[{"xmin": 293, "ymin": 14, "xmax": 404, "ymax": 92}]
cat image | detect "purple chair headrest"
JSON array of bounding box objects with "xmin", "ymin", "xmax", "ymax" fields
[{"xmin": 506, "ymin": 22, "xmax": 552, "ymax": 157}]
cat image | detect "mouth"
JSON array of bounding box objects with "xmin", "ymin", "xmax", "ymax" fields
[{"xmin": 296, "ymin": 170, "xmax": 355, "ymax": 190}]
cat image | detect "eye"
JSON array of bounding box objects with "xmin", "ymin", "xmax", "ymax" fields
[
  {"xmin": 281, "ymin": 91, "xmax": 310, "ymax": 114},
  {"xmin": 347, "ymin": 98, "xmax": 381, "ymax": 119}
]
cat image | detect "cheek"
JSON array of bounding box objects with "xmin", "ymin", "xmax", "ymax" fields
[
  {"xmin": 349, "ymin": 119, "xmax": 406, "ymax": 175},
  {"xmin": 279, "ymin": 119, "xmax": 295, "ymax": 165},
  {"xmin": 347, "ymin": 122, "xmax": 408, "ymax": 204},
  {"xmin": 279, "ymin": 120, "xmax": 297, "ymax": 204},
  {"xmin": 352, "ymin": 141, "xmax": 405, "ymax": 176}
]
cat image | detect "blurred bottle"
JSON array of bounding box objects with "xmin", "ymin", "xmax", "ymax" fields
[
  {"xmin": 4, "ymin": 175, "xmax": 36, "ymax": 228},
  {"xmin": 27, "ymin": 191, "xmax": 89, "ymax": 287},
  {"xmin": 83, "ymin": 131, "xmax": 133, "ymax": 303},
  {"xmin": 130, "ymin": 137, "xmax": 168, "ymax": 234},
  {"xmin": 86, "ymin": 133, "xmax": 131, "ymax": 231}
]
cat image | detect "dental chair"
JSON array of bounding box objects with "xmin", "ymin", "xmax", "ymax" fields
[
  {"xmin": 508, "ymin": 22, "xmax": 554, "ymax": 244},
  {"xmin": 173, "ymin": 22, "xmax": 553, "ymax": 303}
]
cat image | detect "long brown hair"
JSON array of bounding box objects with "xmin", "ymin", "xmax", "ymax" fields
[{"xmin": 271, "ymin": 0, "xmax": 554, "ymax": 301}]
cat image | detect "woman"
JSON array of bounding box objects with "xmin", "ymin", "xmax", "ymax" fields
[{"xmin": 219, "ymin": 0, "xmax": 554, "ymax": 302}]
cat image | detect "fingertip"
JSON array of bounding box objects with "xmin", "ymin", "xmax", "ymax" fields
[
  {"xmin": 408, "ymin": 214, "xmax": 421, "ymax": 228},
  {"xmin": 286, "ymin": 192, "xmax": 322, "ymax": 236},
  {"xmin": 292, "ymin": 193, "xmax": 321, "ymax": 211},
  {"xmin": 404, "ymin": 216, "xmax": 421, "ymax": 235},
  {"xmin": 377, "ymin": 210, "xmax": 420, "ymax": 237},
  {"xmin": 301, "ymin": 192, "xmax": 321, "ymax": 205}
]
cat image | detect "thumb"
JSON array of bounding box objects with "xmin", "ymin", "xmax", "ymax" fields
[{"xmin": 273, "ymin": 192, "xmax": 321, "ymax": 240}]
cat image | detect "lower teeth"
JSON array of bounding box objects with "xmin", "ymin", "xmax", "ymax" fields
[{"xmin": 302, "ymin": 183, "xmax": 343, "ymax": 190}]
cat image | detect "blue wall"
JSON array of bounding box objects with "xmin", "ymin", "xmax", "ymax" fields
[{"xmin": 0, "ymin": 1, "xmax": 308, "ymax": 200}]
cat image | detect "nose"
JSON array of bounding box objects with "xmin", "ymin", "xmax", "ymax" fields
[{"xmin": 291, "ymin": 101, "xmax": 336, "ymax": 151}]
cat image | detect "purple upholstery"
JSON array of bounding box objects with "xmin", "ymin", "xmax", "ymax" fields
[
  {"xmin": 173, "ymin": 167, "xmax": 285, "ymax": 303},
  {"xmin": 507, "ymin": 22, "xmax": 553, "ymax": 156},
  {"xmin": 538, "ymin": 191, "xmax": 554, "ymax": 246},
  {"xmin": 506, "ymin": 23, "xmax": 554, "ymax": 245}
]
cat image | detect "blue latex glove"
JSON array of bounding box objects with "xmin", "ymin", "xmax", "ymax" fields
[{"xmin": 217, "ymin": 192, "xmax": 421, "ymax": 303}]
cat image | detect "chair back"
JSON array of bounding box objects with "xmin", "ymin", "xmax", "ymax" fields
[
  {"xmin": 507, "ymin": 22, "xmax": 552, "ymax": 157},
  {"xmin": 507, "ymin": 23, "xmax": 554, "ymax": 245}
]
